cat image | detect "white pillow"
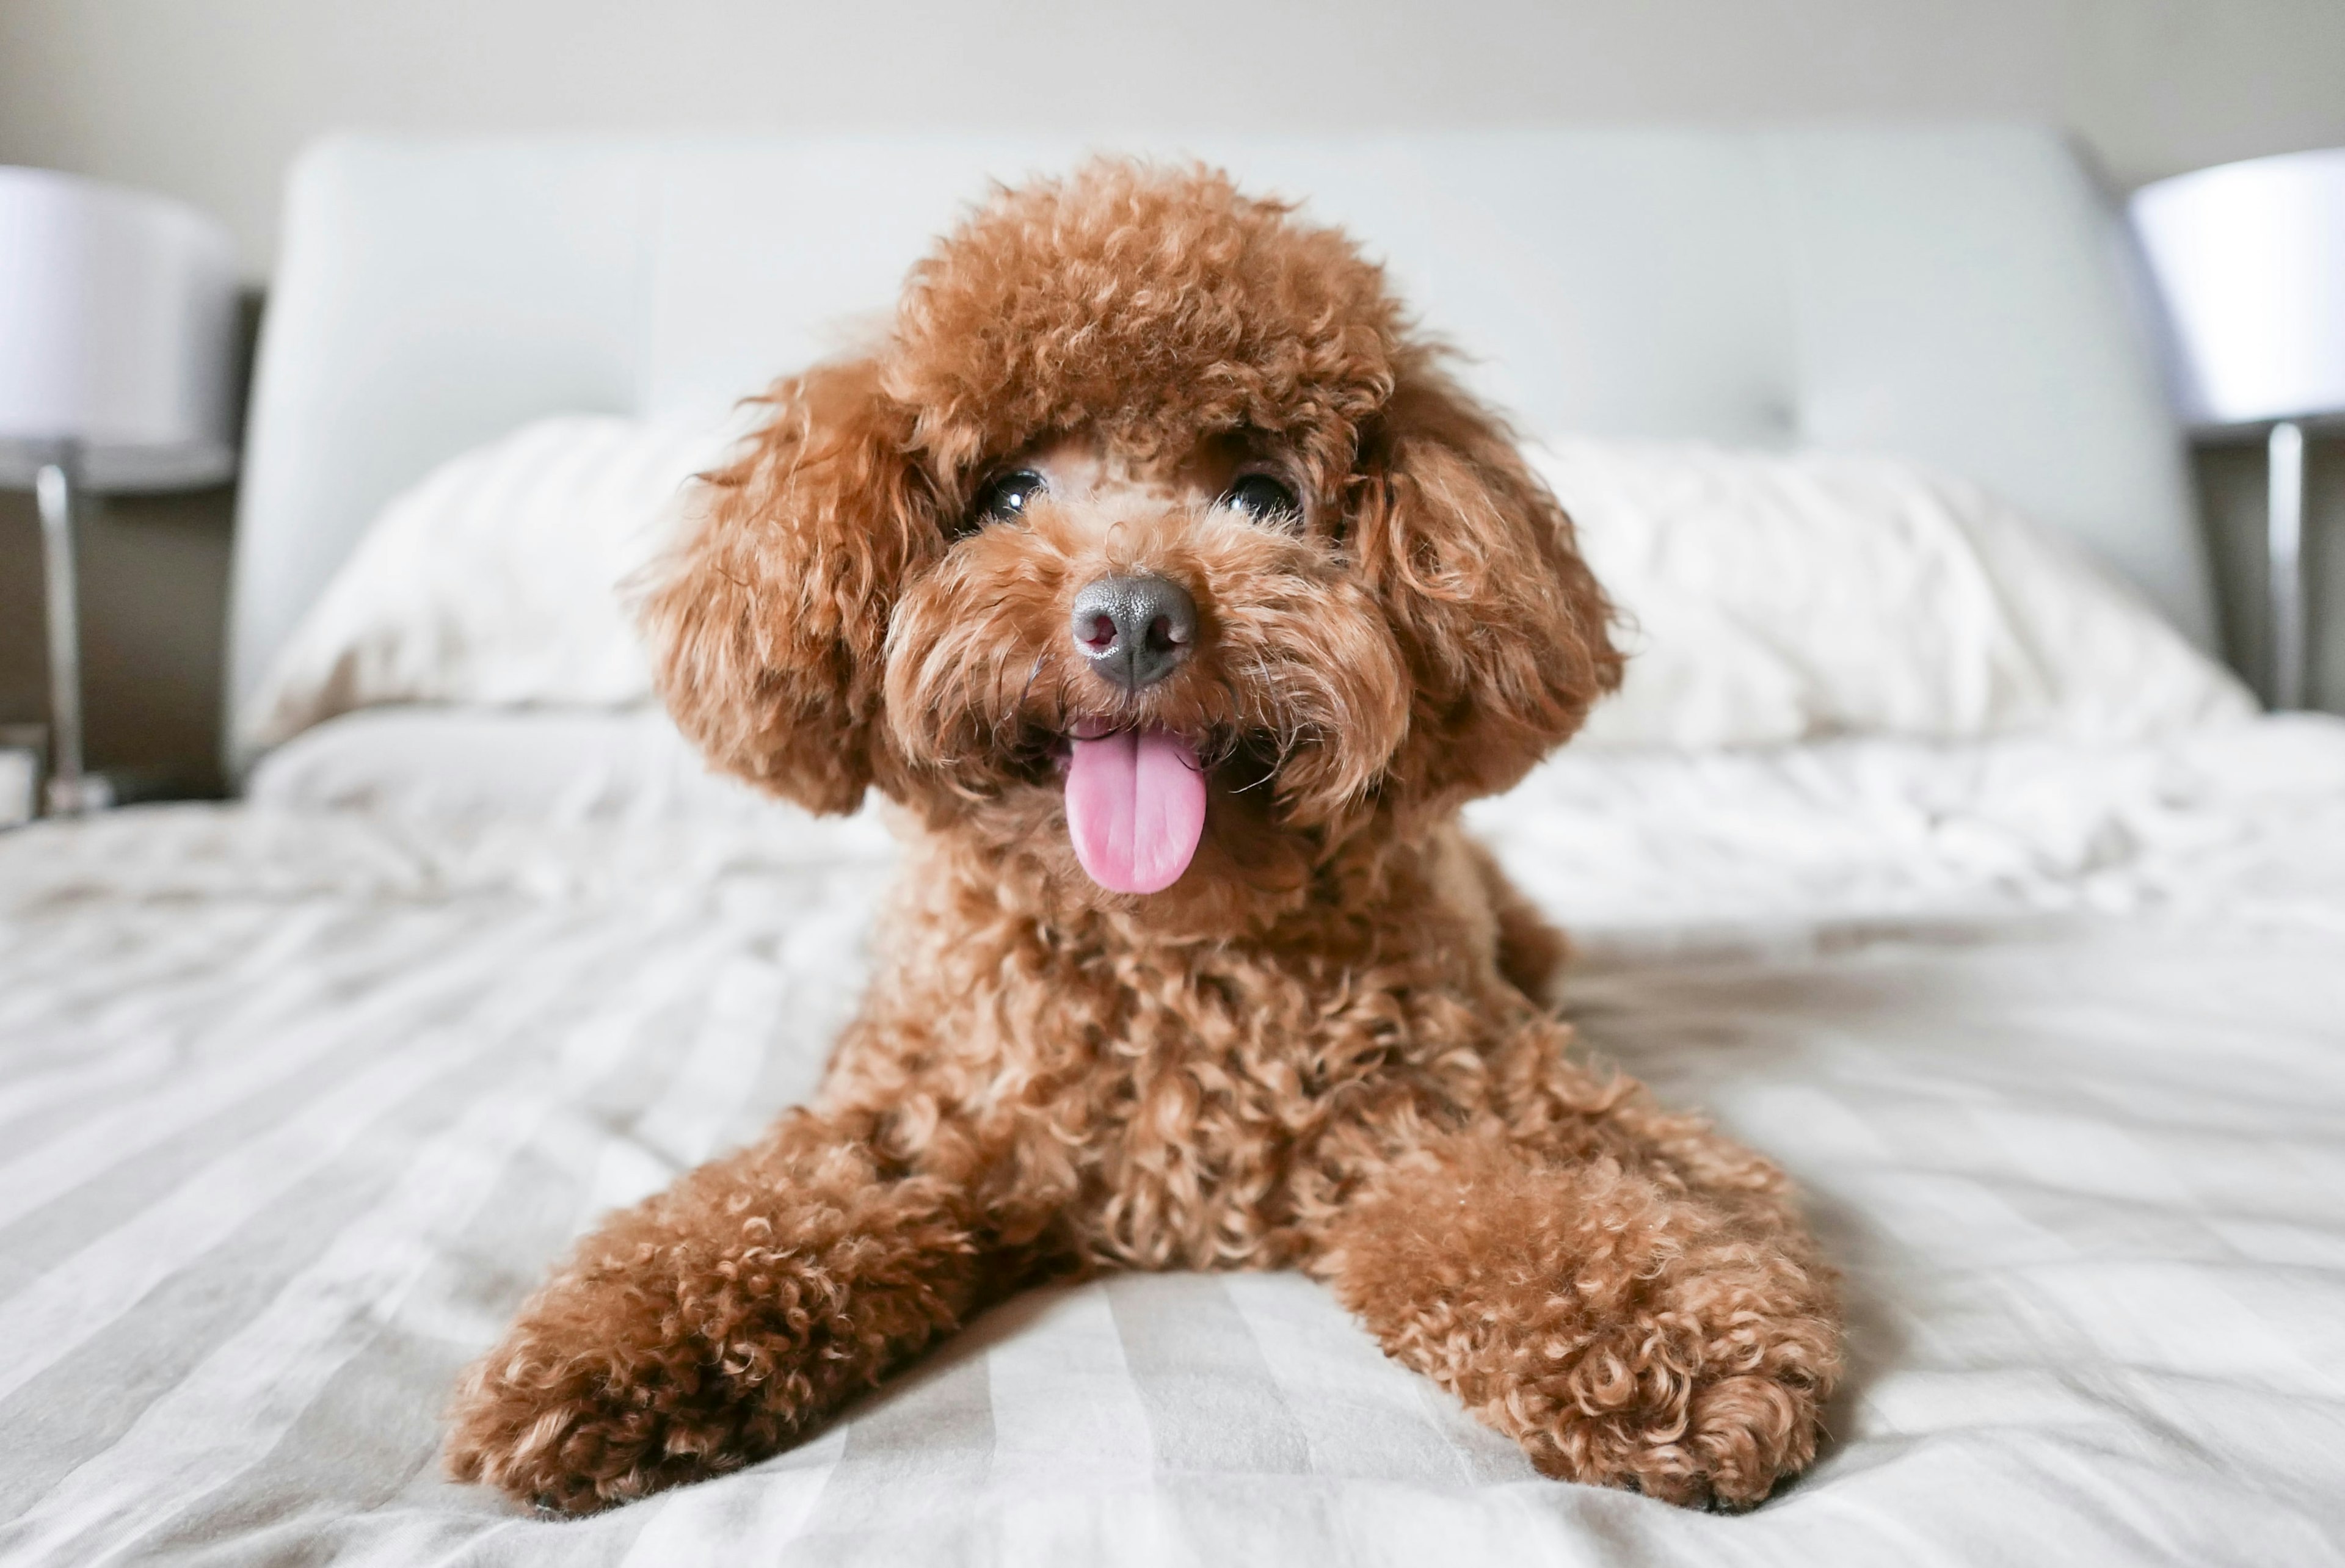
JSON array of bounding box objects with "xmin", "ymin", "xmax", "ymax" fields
[
  {"xmin": 248, "ymin": 417, "xmax": 2253, "ymax": 754},
  {"xmin": 242, "ymin": 415, "xmax": 730, "ymax": 748},
  {"xmin": 1532, "ymin": 438, "xmax": 2255, "ymax": 749}
]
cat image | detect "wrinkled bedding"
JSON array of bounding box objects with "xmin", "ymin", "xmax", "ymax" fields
[{"xmin": 2, "ymin": 714, "xmax": 2343, "ymax": 1565}]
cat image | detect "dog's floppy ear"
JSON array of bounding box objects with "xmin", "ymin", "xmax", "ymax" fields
[
  {"xmin": 1351, "ymin": 355, "xmax": 1622, "ymax": 809},
  {"xmin": 640, "ymin": 358, "xmax": 940, "ymax": 814}
]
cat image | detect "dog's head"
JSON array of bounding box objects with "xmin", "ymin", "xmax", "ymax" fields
[{"xmin": 643, "ymin": 160, "xmax": 1620, "ymax": 921}]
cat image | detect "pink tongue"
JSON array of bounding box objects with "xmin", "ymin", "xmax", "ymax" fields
[{"xmin": 1064, "ymin": 727, "xmax": 1207, "ymax": 895}]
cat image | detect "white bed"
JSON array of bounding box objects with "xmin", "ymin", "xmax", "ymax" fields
[{"xmin": 4, "ymin": 129, "xmax": 2343, "ymax": 1566}]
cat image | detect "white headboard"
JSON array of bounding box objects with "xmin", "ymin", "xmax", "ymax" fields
[{"xmin": 227, "ymin": 125, "xmax": 2213, "ymax": 763}]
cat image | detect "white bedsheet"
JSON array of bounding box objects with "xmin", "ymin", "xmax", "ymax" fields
[
  {"xmin": 245, "ymin": 705, "xmax": 791, "ymax": 827},
  {"xmin": 4, "ymin": 715, "xmax": 2343, "ymax": 1565}
]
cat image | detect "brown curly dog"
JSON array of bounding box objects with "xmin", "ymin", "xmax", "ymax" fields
[{"xmin": 445, "ymin": 159, "xmax": 1842, "ymax": 1514}]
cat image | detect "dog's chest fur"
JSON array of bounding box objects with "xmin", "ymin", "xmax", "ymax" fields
[{"xmin": 813, "ymin": 821, "xmax": 1546, "ymax": 1272}]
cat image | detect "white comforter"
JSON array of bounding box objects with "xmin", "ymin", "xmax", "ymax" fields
[{"xmin": 2, "ymin": 713, "xmax": 2343, "ymax": 1566}]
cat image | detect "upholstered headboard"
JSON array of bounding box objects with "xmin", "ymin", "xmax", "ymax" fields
[{"xmin": 226, "ymin": 126, "xmax": 2212, "ymax": 764}]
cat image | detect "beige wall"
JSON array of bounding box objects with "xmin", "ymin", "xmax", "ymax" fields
[
  {"xmin": 2, "ymin": 1, "xmax": 2342, "ymax": 788},
  {"xmin": 5, "ymin": 0, "xmax": 2344, "ymax": 279}
]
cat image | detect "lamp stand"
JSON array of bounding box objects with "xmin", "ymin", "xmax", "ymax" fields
[
  {"xmin": 33, "ymin": 443, "xmax": 108, "ymax": 815},
  {"xmin": 2267, "ymin": 421, "xmax": 2310, "ymax": 711}
]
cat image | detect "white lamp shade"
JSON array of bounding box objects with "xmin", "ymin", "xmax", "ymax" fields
[
  {"xmin": 0, "ymin": 165, "xmax": 241, "ymax": 491},
  {"xmin": 2131, "ymin": 147, "xmax": 2345, "ymax": 429}
]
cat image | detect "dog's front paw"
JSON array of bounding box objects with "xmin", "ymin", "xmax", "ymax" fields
[
  {"xmin": 1323, "ymin": 1141, "xmax": 1842, "ymax": 1510},
  {"xmin": 1486, "ymin": 1203, "xmax": 1841, "ymax": 1509},
  {"xmin": 445, "ymin": 1316, "xmax": 776, "ymax": 1514},
  {"xmin": 1513, "ymin": 1351, "xmax": 1831, "ymax": 1511},
  {"xmin": 442, "ymin": 1243, "xmax": 834, "ymax": 1515},
  {"xmin": 444, "ymin": 1133, "xmax": 988, "ymax": 1512}
]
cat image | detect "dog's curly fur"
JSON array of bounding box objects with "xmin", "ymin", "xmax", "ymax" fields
[{"xmin": 445, "ymin": 160, "xmax": 1842, "ymax": 1514}]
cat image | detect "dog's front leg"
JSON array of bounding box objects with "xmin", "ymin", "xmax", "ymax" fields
[
  {"xmin": 1307, "ymin": 1046, "xmax": 1842, "ymax": 1509},
  {"xmin": 446, "ymin": 1107, "xmax": 992, "ymax": 1513}
]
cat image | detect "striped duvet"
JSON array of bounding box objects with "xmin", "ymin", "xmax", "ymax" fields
[{"xmin": 3, "ymin": 716, "xmax": 2343, "ymax": 1566}]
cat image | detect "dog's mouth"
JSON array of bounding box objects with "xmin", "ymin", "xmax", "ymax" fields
[
  {"xmin": 983, "ymin": 711, "xmax": 1312, "ymax": 897},
  {"xmin": 1059, "ymin": 720, "xmax": 1207, "ymax": 895}
]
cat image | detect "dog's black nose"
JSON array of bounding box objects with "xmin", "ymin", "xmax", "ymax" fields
[{"xmin": 1071, "ymin": 573, "xmax": 1196, "ymax": 691}]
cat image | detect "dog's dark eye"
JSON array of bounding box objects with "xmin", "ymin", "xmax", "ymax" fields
[
  {"xmin": 1221, "ymin": 473, "xmax": 1300, "ymax": 524},
  {"xmin": 969, "ymin": 470, "xmax": 1046, "ymax": 531}
]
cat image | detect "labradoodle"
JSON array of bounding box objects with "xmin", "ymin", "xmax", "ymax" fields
[{"xmin": 446, "ymin": 158, "xmax": 1842, "ymax": 1514}]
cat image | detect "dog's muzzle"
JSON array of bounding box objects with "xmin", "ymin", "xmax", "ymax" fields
[{"xmin": 1071, "ymin": 573, "xmax": 1196, "ymax": 691}]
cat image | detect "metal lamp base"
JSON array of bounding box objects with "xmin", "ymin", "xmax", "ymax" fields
[
  {"xmin": 32, "ymin": 445, "xmax": 99, "ymax": 817},
  {"xmin": 2267, "ymin": 420, "xmax": 2308, "ymax": 712}
]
